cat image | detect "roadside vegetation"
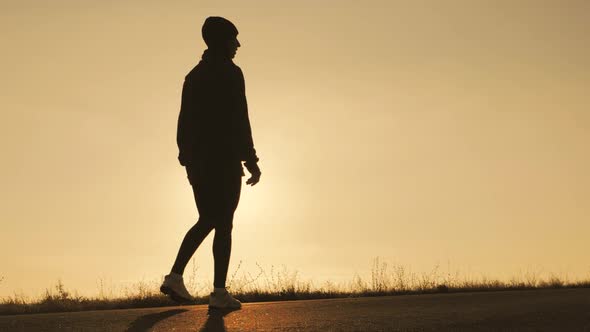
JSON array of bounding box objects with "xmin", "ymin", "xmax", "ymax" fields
[{"xmin": 1, "ymin": 257, "xmax": 589, "ymax": 315}]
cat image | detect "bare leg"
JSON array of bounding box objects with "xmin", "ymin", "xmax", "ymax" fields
[
  {"xmin": 213, "ymin": 217, "xmax": 234, "ymax": 288},
  {"xmin": 181, "ymin": 164, "xmax": 242, "ymax": 287},
  {"xmin": 171, "ymin": 217, "xmax": 215, "ymax": 275}
]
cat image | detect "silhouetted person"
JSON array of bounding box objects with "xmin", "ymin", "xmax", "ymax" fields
[{"xmin": 160, "ymin": 16, "xmax": 261, "ymax": 309}]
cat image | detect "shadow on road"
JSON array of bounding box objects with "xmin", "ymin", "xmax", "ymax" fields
[
  {"xmin": 198, "ymin": 307, "xmax": 240, "ymax": 332},
  {"xmin": 125, "ymin": 308, "xmax": 189, "ymax": 332}
]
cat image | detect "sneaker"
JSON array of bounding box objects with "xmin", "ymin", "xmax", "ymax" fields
[
  {"xmin": 160, "ymin": 273, "xmax": 194, "ymax": 303},
  {"xmin": 209, "ymin": 289, "xmax": 242, "ymax": 309}
]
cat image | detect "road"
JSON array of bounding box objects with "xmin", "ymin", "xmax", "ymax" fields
[{"xmin": 1, "ymin": 288, "xmax": 589, "ymax": 331}]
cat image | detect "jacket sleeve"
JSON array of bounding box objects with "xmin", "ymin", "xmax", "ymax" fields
[
  {"xmin": 176, "ymin": 79, "xmax": 192, "ymax": 166},
  {"xmin": 177, "ymin": 77, "xmax": 206, "ymax": 166},
  {"xmin": 236, "ymin": 67, "xmax": 259, "ymax": 166}
]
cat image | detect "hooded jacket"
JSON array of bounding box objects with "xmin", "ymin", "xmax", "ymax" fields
[{"xmin": 176, "ymin": 49, "xmax": 258, "ymax": 173}]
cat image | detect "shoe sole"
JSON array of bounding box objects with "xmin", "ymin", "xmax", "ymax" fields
[{"xmin": 160, "ymin": 285, "xmax": 193, "ymax": 304}]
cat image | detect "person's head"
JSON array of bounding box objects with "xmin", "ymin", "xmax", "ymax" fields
[{"xmin": 202, "ymin": 16, "xmax": 241, "ymax": 58}]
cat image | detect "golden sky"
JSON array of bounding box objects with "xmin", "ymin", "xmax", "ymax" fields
[{"xmin": 1, "ymin": 0, "xmax": 589, "ymax": 297}]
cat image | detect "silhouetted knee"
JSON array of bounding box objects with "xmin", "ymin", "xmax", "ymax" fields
[
  {"xmin": 195, "ymin": 215, "xmax": 215, "ymax": 228},
  {"xmin": 214, "ymin": 224, "xmax": 233, "ymax": 238},
  {"xmin": 214, "ymin": 215, "xmax": 233, "ymax": 237}
]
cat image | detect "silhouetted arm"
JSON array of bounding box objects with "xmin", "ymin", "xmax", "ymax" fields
[
  {"xmin": 236, "ymin": 68, "xmax": 259, "ymax": 168},
  {"xmin": 177, "ymin": 75, "xmax": 209, "ymax": 166},
  {"xmin": 176, "ymin": 79, "xmax": 193, "ymax": 166},
  {"xmin": 235, "ymin": 67, "xmax": 260, "ymax": 185}
]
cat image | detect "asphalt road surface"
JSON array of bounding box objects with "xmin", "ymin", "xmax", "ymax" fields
[{"xmin": 1, "ymin": 288, "xmax": 589, "ymax": 331}]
